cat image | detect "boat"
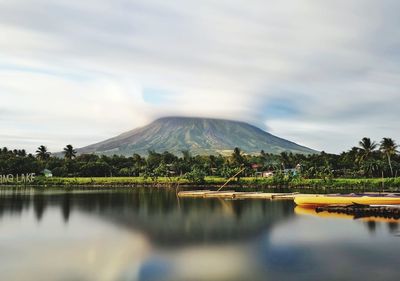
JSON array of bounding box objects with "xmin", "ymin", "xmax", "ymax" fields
[
  {"xmin": 294, "ymin": 193, "xmax": 400, "ymax": 207},
  {"xmin": 294, "ymin": 206, "xmax": 400, "ymax": 223}
]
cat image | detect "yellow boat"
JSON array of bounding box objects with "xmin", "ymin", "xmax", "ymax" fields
[
  {"xmin": 294, "ymin": 206, "xmax": 400, "ymax": 223},
  {"xmin": 294, "ymin": 194, "xmax": 400, "ymax": 207}
]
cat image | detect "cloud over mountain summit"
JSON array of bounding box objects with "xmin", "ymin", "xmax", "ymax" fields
[{"xmin": 1, "ymin": 0, "xmax": 399, "ymax": 153}]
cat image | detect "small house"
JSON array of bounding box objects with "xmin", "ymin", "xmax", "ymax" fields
[
  {"xmin": 283, "ymin": 168, "xmax": 298, "ymax": 176},
  {"xmin": 262, "ymin": 171, "xmax": 274, "ymax": 177},
  {"xmin": 255, "ymin": 171, "xmax": 274, "ymax": 178},
  {"xmin": 42, "ymin": 169, "xmax": 53, "ymax": 178}
]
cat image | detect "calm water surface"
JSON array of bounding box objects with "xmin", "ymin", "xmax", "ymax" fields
[{"xmin": 0, "ymin": 187, "xmax": 399, "ymax": 281}]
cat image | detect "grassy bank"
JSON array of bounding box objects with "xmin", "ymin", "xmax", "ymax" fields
[{"xmin": 2, "ymin": 176, "xmax": 400, "ymax": 192}]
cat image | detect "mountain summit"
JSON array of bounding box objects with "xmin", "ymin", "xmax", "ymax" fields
[{"xmin": 78, "ymin": 117, "xmax": 316, "ymax": 156}]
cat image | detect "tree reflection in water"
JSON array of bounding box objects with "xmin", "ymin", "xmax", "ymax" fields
[
  {"xmin": 1, "ymin": 188, "xmax": 400, "ymax": 281},
  {"xmin": 0, "ymin": 187, "xmax": 295, "ymax": 246}
]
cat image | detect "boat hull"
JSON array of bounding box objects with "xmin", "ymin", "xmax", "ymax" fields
[{"xmin": 294, "ymin": 194, "xmax": 400, "ymax": 207}]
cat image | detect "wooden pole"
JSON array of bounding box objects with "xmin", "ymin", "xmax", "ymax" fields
[{"xmin": 217, "ymin": 167, "xmax": 245, "ymax": 191}]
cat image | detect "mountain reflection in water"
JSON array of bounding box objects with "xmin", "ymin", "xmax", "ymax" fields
[
  {"xmin": 0, "ymin": 188, "xmax": 399, "ymax": 281},
  {"xmin": 0, "ymin": 188, "xmax": 294, "ymax": 246}
]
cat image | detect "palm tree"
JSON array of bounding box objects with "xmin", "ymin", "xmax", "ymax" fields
[
  {"xmin": 17, "ymin": 149, "xmax": 26, "ymax": 157},
  {"xmin": 181, "ymin": 150, "xmax": 192, "ymax": 162},
  {"xmin": 63, "ymin": 144, "xmax": 77, "ymax": 160},
  {"xmin": 357, "ymin": 137, "xmax": 377, "ymax": 163},
  {"xmin": 380, "ymin": 138, "xmax": 398, "ymax": 177},
  {"xmin": 35, "ymin": 145, "xmax": 50, "ymax": 161},
  {"xmin": 231, "ymin": 147, "xmax": 244, "ymax": 166},
  {"xmin": 280, "ymin": 152, "xmax": 291, "ymax": 170},
  {"xmin": 208, "ymin": 155, "xmax": 217, "ymax": 175}
]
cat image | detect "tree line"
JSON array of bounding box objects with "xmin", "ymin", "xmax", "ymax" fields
[{"xmin": 0, "ymin": 137, "xmax": 399, "ymax": 181}]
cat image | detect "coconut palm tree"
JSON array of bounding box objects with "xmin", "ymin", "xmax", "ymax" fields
[
  {"xmin": 17, "ymin": 149, "xmax": 26, "ymax": 157},
  {"xmin": 208, "ymin": 155, "xmax": 217, "ymax": 175},
  {"xmin": 35, "ymin": 145, "xmax": 50, "ymax": 161},
  {"xmin": 231, "ymin": 147, "xmax": 244, "ymax": 166},
  {"xmin": 181, "ymin": 150, "xmax": 192, "ymax": 163},
  {"xmin": 380, "ymin": 138, "xmax": 398, "ymax": 177},
  {"xmin": 63, "ymin": 144, "xmax": 77, "ymax": 160},
  {"xmin": 357, "ymin": 137, "xmax": 377, "ymax": 163}
]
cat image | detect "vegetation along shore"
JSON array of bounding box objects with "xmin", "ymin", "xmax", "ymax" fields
[
  {"xmin": 1, "ymin": 137, "xmax": 399, "ymax": 191},
  {"xmin": 2, "ymin": 176, "xmax": 398, "ymax": 193}
]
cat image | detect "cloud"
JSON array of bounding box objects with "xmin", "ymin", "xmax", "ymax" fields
[{"xmin": 0, "ymin": 0, "xmax": 399, "ymax": 153}]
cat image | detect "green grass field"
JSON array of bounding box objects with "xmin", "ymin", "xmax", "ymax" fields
[{"xmin": 4, "ymin": 176, "xmax": 398, "ymax": 192}]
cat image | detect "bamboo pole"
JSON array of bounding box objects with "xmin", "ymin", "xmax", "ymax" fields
[{"xmin": 217, "ymin": 167, "xmax": 245, "ymax": 192}]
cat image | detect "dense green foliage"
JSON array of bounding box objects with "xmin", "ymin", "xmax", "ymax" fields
[
  {"xmin": 29, "ymin": 176, "xmax": 400, "ymax": 191},
  {"xmin": 0, "ymin": 137, "xmax": 399, "ymax": 186}
]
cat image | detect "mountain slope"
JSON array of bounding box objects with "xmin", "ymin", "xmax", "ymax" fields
[{"xmin": 78, "ymin": 117, "xmax": 317, "ymax": 156}]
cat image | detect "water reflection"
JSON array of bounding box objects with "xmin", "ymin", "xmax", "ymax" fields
[
  {"xmin": 294, "ymin": 206, "xmax": 400, "ymax": 235},
  {"xmin": 0, "ymin": 188, "xmax": 294, "ymax": 246},
  {"xmin": 0, "ymin": 188, "xmax": 400, "ymax": 281}
]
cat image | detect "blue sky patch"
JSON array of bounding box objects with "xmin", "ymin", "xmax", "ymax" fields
[
  {"xmin": 0, "ymin": 63, "xmax": 89, "ymax": 82},
  {"xmin": 263, "ymin": 98, "xmax": 301, "ymax": 119},
  {"xmin": 142, "ymin": 88, "xmax": 173, "ymax": 105}
]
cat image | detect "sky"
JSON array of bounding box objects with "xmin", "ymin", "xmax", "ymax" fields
[{"xmin": 1, "ymin": 0, "xmax": 400, "ymax": 153}]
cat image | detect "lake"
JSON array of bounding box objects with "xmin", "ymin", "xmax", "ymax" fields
[{"xmin": 0, "ymin": 187, "xmax": 399, "ymax": 281}]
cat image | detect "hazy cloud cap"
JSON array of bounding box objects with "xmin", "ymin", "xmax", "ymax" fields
[{"xmin": 0, "ymin": 0, "xmax": 399, "ymax": 153}]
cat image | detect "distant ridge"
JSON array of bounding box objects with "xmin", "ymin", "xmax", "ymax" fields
[{"xmin": 78, "ymin": 116, "xmax": 317, "ymax": 156}]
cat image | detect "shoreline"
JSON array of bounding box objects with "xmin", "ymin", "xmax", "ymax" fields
[{"xmin": 1, "ymin": 176, "xmax": 400, "ymax": 193}]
